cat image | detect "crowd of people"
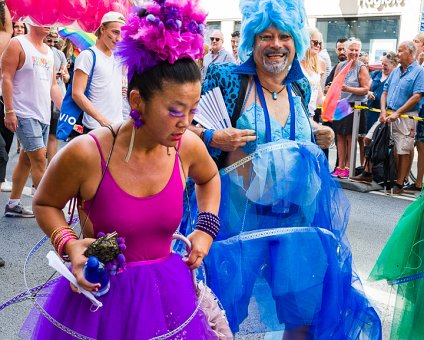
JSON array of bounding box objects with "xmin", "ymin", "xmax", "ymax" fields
[{"xmin": 0, "ymin": 0, "xmax": 423, "ymax": 338}]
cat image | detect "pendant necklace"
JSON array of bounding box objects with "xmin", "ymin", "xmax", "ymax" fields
[{"xmin": 260, "ymin": 84, "xmax": 286, "ymax": 100}]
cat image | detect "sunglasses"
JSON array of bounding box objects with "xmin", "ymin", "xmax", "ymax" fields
[
  {"xmin": 210, "ymin": 37, "xmax": 221, "ymax": 42},
  {"xmin": 47, "ymin": 39, "xmax": 59, "ymax": 43},
  {"xmin": 311, "ymin": 40, "xmax": 322, "ymax": 47}
]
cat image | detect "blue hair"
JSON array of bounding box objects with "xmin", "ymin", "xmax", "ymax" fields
[{"xmin": 238, "ymin": 0, "xmax": 309, "ymax": 62}]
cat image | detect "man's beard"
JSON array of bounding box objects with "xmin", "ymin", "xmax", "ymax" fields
[
  {"xmin": 338, "ymin": 54, "xmax": 347, "ymax": 62},
  {"xmin": 261, "ymin": 47, "xmax": 290, "ymax": 74}
]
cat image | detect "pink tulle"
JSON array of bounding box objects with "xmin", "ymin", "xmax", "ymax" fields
[{"xmin": 8, "ymin": 0, "xmax": 132, "ymax": 32}]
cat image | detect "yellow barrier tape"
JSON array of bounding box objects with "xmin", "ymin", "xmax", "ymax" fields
[{"xmin": 315, "ymin": 105, "xmax": 424, "ymax": 123}]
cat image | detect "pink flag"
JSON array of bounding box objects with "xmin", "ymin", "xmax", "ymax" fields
[{"xmin": 322, "ymin": 60, "xmax": 353, "ymax": 122}]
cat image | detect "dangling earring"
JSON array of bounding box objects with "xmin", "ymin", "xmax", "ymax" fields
[
  {"xmin": 125, "ymin": 109, "xmax": 143, "ymax": 162},
  {"xmin": 130, "ymin": 109, "xmax": 143, "ymax": 128}
]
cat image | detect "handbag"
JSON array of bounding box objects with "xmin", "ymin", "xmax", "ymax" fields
[{"xmin": 56, "ymin": 48, "xmax": 96, "ymax": 140}]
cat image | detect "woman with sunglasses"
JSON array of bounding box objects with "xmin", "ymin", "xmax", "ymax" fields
[
  {"xmin": 300, "ymin": 27, "xmax": 325, "ymax": 119},
  {"xmin": 201, "ymin": 30, "xmax": 235, "ymax": 80},
  {"xmin": 332, "ymin": 38, "xmax": 370, "ymax": 179}
]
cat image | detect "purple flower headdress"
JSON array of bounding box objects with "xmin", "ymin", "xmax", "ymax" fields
[{"xmin": 116, "ymin": 0, "xmax": 207, "ymax": 81}]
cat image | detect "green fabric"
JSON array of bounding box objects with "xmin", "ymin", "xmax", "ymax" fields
[{"xmin": 369, "ymin": 192, "xmax": 424, "ymax": 339}]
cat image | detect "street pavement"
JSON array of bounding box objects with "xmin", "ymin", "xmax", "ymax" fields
[{"xmin": 0, "ymin": 142, "xmax": 417, "ymax": 339}]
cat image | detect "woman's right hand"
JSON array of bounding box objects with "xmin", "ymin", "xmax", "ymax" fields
[
  {"xmin": 209, "ymin": 127, "xmax": 256, "ymax": 152},
  {"xmin": 65, "ymin": 238, "xmax": 100, "ymax": 293},
  {"xmin": 367, "ymin": 91, "xmax": 375, "ymax": 101}
]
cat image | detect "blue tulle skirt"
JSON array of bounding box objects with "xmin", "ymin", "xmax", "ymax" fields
[{"xmin": 181, "ymin": 139, "xmax": 382, "ymax": 338}]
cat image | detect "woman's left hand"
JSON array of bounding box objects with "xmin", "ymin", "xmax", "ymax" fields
[
  {"xmin": 184, "ymin": 230, "xmax": 213, "ymax": 270},
  {"xmin": 314, "ymin": 124, "xmax": 335, "ymax": 149}
]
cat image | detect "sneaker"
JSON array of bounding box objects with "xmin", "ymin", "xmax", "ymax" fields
[
  {"xmin": 1, "ymin": 180, "xmax": 12, "ymax": 192},
  {"xmin": 350, "ymin": 171, "xmax": 373, "ymax": 184},
  {"xmin": 338, "ymin": 168, "xmax": 350, "ymax": 179},
  {"xmin": 403, "ymin": 183, "xmax": 422, "ymax": 193},
  {"xmin": 331, "ymin": 167, "xmax": 342, "ymax": 177},
  {"xmin": 392, "ymin": 185, "xmax": 404, "ymax": 195},
  {"xmin": 4, "ymin": 202, "xmax": 34, "ymax": 218},
  {"xmin": 0, "ymin": 257, "xmax": 4, "ymax": 267}
]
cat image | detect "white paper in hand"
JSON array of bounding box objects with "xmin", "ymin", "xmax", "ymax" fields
[
  {"xmin": 197, "ymin": 87, "xmax": 232, "ymax": 130},
  {"xmin": 46, "ymin": 251, "xmax": 103, "ymax": 309}
]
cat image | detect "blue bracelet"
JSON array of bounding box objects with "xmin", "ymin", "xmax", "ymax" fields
[{"xmin": 203, "ymin": 129, "xmax": 215, "ymax": 147}]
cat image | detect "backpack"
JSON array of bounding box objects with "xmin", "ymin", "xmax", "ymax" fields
[
  {"xmin": 56, "ymin": 48, "xmax": 96, "ymax": 140},
  {"xmin": 365, "ymin": 122, "xmax": 396, "ymax": 188}
]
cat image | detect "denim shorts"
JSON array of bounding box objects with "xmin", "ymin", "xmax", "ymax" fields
[{"xmin": 15, "ymin": 117, "xmax": 49, "ymax": 152}]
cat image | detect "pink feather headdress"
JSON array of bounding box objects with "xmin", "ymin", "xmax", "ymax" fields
[{"xmin": 116, "ymin": 0, "xmax": 207, "ymax": 80}]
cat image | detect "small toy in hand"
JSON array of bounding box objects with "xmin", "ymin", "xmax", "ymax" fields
[{"xmin": 84, "ymin": 231, "xmax": 126, "ymax": 276}]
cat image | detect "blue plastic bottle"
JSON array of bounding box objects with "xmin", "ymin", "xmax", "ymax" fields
[{"xmin": 83, "ymin": 256, "xmax": 110, "ymax": 297}]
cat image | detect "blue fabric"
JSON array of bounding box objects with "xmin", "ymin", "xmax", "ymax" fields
[
  {"xmin": 56, "ymin": 48, "xmax": 96, "ymax": 141},
  {"xmin": 384, "ymin": 61, "xmax": 424, "ymax": 111},
  {"xmin": 367, "ymin": 71, "xmax": 387, "ymax": 130}
]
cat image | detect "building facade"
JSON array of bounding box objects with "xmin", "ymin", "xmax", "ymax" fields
[{"xmin": 201, "ymin": 0, "xmax": 424, "ymax": 63}]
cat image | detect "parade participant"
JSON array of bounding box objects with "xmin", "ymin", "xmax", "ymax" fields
[
  {"xmin": 44, "ymin": 29, "xmax": 69, "ymax": 163},
  {"xmin": 21, "ymin": 1, "xmax": 222, "ymax": 338},
  {"xmin": 369, "ymin": 189, "xmax": 424, "ymax": 339},
  {"xmin": 0, "ymin": 0, "xmax": 12, "ymax": 267},
  {"xmin": 333, "ymin": 38, "xmax": 370, "ymax": 178},
  {"xmin": 201, "ymin": 30, "xmax": 235, "ymax": 80},
  {"xmin": 381, "ymin": 41, "xmax": 424, "ymax": 195},
  {"xmin": 2, "ymin": 21, "xmax": 63, "ymax": 217},
  {"xmin": 72, "ymin": 11, "xmax": 125, "ymax": 134},
  {"xmin": 185, "ymin": 0, "xmax": 381, "ymax": 338}
]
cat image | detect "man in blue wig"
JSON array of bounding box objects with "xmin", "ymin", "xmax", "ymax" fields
[{"xmin": 185, "ymin": 0, "xmax": 382, "ymax": 338}]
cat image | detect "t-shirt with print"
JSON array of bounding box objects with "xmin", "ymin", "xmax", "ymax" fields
[{"xmin": 75, "ymin": 45, "xmax": 123, "ymax": 130}]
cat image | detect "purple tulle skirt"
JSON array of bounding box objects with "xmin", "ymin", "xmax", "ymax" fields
[{"xmin": 21, "ymin": 253, "xmax": 215, "ymax": 339}]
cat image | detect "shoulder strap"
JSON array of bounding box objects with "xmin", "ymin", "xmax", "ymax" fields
[
  {"xmin": 84, "ymin": 48, "xmax": 97, "ymax": 95},
  {"xmin": 230, "ymin": 74, "xmax": 249, "ymax": 127},
  {"xmin": 79, "ymin": 124, "xmax": 122, "ymax": 236}
]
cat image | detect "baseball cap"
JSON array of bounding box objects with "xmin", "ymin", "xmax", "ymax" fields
[{"xmin": 94, "ymin": 11, "xmax": 126, "ymax": 36}]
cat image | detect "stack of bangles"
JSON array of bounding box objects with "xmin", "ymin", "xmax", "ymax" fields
[
  {"xmin": 195, "ymin": 211, "xmax": 220, "ymax": 239},
  {"xmin": 50, "ymin": 226, "xmax": 79, "ymax": 262}
]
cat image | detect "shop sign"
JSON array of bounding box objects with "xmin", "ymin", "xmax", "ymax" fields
[{"xmin": 359, "ymin": 0, "xmax": 405, "ymax": 9}]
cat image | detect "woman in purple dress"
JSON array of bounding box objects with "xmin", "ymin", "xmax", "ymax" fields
[{"xmin": 21, "ymin": 1, "xmax": 222, "ymax": 339}]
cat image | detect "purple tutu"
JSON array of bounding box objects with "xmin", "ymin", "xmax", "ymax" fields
[{"xmin": 21, "ymin": 253, "xmax": 216, "ymax": 339}]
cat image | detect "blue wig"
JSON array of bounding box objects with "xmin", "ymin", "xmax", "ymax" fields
[{"xmin": 238, "ymin": 0, "xmax": 309, "ymax": 62}]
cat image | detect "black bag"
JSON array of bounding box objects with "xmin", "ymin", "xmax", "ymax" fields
[{"xmin": 365, "ymin": 123, "xmax": 396, "ymax": 188}]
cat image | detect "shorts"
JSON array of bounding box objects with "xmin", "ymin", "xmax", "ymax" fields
[
  {"xmin": 392, "ymin": 112, "xmax": 417, "ymax": 155},
  {"xmin": 49, "ymin": 103, "xmax": 59, "ymax": 136},
  {"xmin": 333, "ymin": 104, "xmax": 367, "ymax": 136},
  {"xmin": 15, "ymin": 117, "xmax": 49, "ymax": 152}
]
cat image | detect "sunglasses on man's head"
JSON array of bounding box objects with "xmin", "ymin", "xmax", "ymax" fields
[
  {"xmin": 47, "ymin": 39, "xmax": 59, "ymax": 43},
  {"xmin": 311, "ymin": 40, "xmax": 322, "ymax": 47},
  {"xmin": 210, "ymin": 37, "xmax": 221, "ymax": 42}
]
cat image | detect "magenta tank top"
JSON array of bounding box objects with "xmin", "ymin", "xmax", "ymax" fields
[{"xmin": 83, "ymin": 135, "xmax": 184, "ymax": 262}]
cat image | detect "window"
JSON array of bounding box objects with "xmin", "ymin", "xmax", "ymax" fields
[
  {"xmin": 234, "ymin": 21, "xmax": 241, "ymax": 33},
  {"xmin": 317, "ymin": 16, "xmax": 399, "ymax": 64}
]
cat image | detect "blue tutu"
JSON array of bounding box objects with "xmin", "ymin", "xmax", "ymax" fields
[{"xmin": 182, "ymin": 139, "xmax": 381, "ymax": 338}]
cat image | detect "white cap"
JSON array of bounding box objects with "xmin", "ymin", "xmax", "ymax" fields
[{"xmin": 95, "ymin": 11, "xmax": 125, "ymax": 36}]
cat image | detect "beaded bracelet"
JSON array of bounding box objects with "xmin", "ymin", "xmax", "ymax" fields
[
  {"xmin": 195, "ymin": 211, "xmax": 220, "ymax": 239},
  {"xmin": 50, "ymin": 226, "xmax": 78, "ymax": 262}
]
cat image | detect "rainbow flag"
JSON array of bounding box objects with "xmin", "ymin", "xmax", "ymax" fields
[
  {"xmin": 333, "ymin": 98, "xmax": 353, "ymax": 121},
  {"xmin": 322, "ymin": 60, "xmax": 353, "ymax": 122},
  {"xmin": 71, "ymin": 48, "xmax": 81, "ymax": 63},
  {"xmin": 58, "ymin": 28, "xmax": 96, "ymax": 51}
]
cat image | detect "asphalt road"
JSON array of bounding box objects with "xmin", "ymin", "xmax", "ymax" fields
[{"xmin": 0, "ymin": 143, "xmax": 415, "ymax": 339}]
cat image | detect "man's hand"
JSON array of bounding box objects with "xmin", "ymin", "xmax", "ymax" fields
[
  {"xmin": 386, "ymin": 111, "xmax": 399, "ymax": 123},
  {"xmin": 98, "ymin": 117, "xmax": 113, "ymax": 127},
  {"xmin": 209, "ymin": 127, "xmax": 256, "ymax": 152},
  {"xmin": 314, "ymin": 124, "xmax": 334, "ymax": 149},
  {"xmin": 4, "ymin": 111, "xmax": 17, "ymax": 132},
  {"xmin": 183, "ymin": 230, "xmax": 213, "ymax": 270}
]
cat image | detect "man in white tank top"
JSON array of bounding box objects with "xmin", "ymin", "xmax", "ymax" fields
[
  {"xmin": 72, "ymin": 11, "xmax": 125, "ymax": 133},
  {"xmin": 1, "ymin": 24, "xmax": 63, "ymax": 217}
]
